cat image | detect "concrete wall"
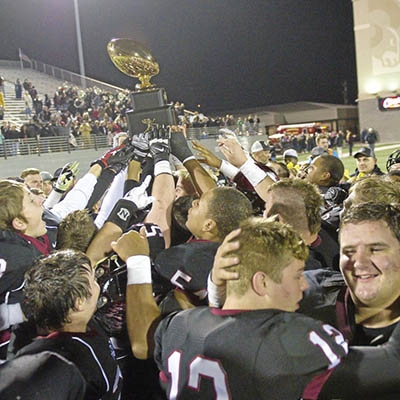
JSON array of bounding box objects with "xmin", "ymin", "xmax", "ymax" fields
[{"xmin": 353, "ymin": 0, "xmax": 400, "ymax": 141}]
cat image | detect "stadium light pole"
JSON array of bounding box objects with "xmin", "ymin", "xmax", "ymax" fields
[{"xmin": 73, "ymin": 0, "xmax": 86, "ymax": 88}]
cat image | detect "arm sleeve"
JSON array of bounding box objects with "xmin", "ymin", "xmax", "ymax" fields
[
  {"xmin": 0, "ymin": 303, "xmax": 24, "ymax": 330},
  {"xmin": 320, "ymin": 344, "xmax": 400, "ymax": 398},
  {"xmin": 94, "ymin": 168, "xmax": 127, "ymax": 229},
  {"xmin": 49, "ymin": 173, "xmax": 98, "ymax": 221},
  {"xmin": 43, "ymin": 190, "xmax": 63, "ymax": 209}
]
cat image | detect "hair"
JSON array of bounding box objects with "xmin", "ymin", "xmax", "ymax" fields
[
  {"xmin": 268, "ymin": 161, "xmax": 290, "ymax": 178},
  {"xmin": 316, "ymin": 134, "xmax": 329, "ymax": 145},
  {"xmin": 0, "ymin": 180, "xmax": 26, "ymax": 229},
  {"xmin": 20, "ymin": 168, "xmax": 40, "ymax": 179},
  {"xmin": 227, "ymin": 218, "xmax": 308, "ymax": 296},
  {"xmin": 172, "ymin": 195, "xmax": 198, "ymax": 230},
  {"xmin": 385, "ymin": 169, "xmax": 400, "ymax": 182},
  {"xmin": 22, "ymin": 250, "xmax": 93, "ymax": 331},
  {"xmin": 207, "ymin": 186, "xmax": 253, "ymax": 240},
  {"xmin": 57, "ymin": 210, "xmax": 98, "ymax": 252},
  {"xmin": 317, "ymin": 154, "xmax": 344, "ymax": 186},
  {"xmin": 267, "ymin": 178, "xmax": 322, "ymax": 235},
  {"xmin": 349, "ymin": 176, "xmax": 400, "ymax": 205},
  {"xmin": 340, "ymin": 203, "xmax": 400, "ymax": 243}
]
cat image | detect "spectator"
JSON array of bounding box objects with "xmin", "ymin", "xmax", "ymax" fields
[
  {"xmin": 365, "ymin": 127, "xmax": 378, "ymax": 156},
  {"xmin": 14, "ymin": 78, "xmax": 22, "ymax": 100},
  {"xmin": 335, "ymin": 130, "xmax": 344, "ymax": 158},
  {"xmin": 346, "ymin": 129, "xmax": 357, "ymax": 156},
  {"xmin": 348, "ymin": 146, "xmax": 384, "ymax": 183}
]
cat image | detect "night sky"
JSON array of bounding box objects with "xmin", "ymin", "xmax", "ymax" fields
[{"xmin": 1, "ymin": 0, "xmax": 357, "ymax": 113}]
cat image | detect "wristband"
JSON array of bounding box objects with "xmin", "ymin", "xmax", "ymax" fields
[
  {"xmin": 126, "ymin": 255, "xmax": 152, "ymax": 285},
  {"xmin": 53, "ymin": 187, "xmax": 65, "ymax": 194},
  {"xmin": 220, "ymin": 160, "xmax": 240, "ymax": 179},
  {"xmin": 207, "ymin": 274, "xmax": 226, "ymax": 307},
  {"xmin": 107, "ymin": 199, "xmax": 138, "ymax": 231},
  {"xmin": 239, "ymin": 158, "xmax": 267, "ymax": 187},
  {"xmin": 154, "ymin": 160, "xmax": 172, "ymax": 176},
  {"xmin": 182, "ymin": 155, "xmax": 196, "ymax": 164}
]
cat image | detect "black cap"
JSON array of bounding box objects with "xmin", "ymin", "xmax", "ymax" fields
[
  {"xmin": 311, "ymin": 146, "xmax": 328, "ymax": 158},
  {"xmin": 354, "ymin": 147, "xmax": 373, "ymax": 158}
]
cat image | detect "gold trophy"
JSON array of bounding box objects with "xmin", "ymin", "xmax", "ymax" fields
[{"xmin": 107, "ymin": 38, "xmax": 176, "ymax": 134}]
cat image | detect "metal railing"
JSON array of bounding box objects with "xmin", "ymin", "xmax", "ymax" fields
[
  {"xmin": 0, "ymin": 135, "xmax": 110, "ymax": 159},
  {"xmin": 26, "ymin": 58, "xmax": 125, "ymax": 95}
]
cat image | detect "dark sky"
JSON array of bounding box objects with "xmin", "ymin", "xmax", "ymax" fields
[{"xmin": 1, "ymin": 0, "xmax": 357, "ymax": 113}]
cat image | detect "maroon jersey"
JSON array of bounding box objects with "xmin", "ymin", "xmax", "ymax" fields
[{"xmin": 154, "ymin": 307, "xmax": 348, "ymax": 400}]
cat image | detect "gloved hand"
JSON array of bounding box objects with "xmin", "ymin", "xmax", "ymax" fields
[
  {"xmin": 106, "ymin": 176, "xmax": 154, "ymax": 231},
  {"xmin": 123, "ymin": 175, "xmax": 154, "ymax": 210},
  {"xmin": 130, "ymin": 133, "xmax": 149, "ymax": 163},
  {"xmin": 92, "ymin": 143, "xmax": 136, "ymax": 173},
  {"xmin": 148, "ymin": 125, "xmax": 170, "ymax": 163},
  {"xmin": 54, "ymin": 161, "xmax": 79, "ymax": 193},
  {"xmin": 170, "ymin": 129, "xmax": 195, "ymax": 163}
]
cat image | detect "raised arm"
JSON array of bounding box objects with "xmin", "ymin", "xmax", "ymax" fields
[
  {"xmin": 170, "ymin": 128, "xmax": 216, "ymax": 195},
  {"xmin": 111, "ymin": 229, "xmax": 161, "ymax": 360},
  {"xmin": 217, "ymin": 138, "xmax": 275, "ymax": 201}
]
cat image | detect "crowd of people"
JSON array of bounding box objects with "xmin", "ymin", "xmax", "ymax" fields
[
  {"xmin": 0, "ymin": 100, "xmax": 399, "ymax": 400},
  {"xmin": 1, "ymin": 76, "xmax": 269, "ymax": 158}
]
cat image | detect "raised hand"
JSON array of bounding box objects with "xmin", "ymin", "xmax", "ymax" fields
[
  {"xmin": 54, "ymin": 161, "xmax": 79, "ymax": 193},
  {"xmin": 211, "ymin": 228, "xmax": 241, "ymax": 286},
  {"xmin": 148, "ymin": 125, "xmax": 170, "ymax": 163},
  {"xmin": 111, "ymin": 227, "xmax": 149, "ymax": 262},
  {"xmin": 216, "ymin": 138, "xmax": 248, "ymax": 168},
  {"xmin": 192, "ymin": 140, "xmax": 222, "ymax": 169},
  {"xmin": 123, "ymin": 175, "xmax": 154, "ymax": 210},
  {"xmin": 170, "ymin": 128, "xmax": 195, "ymax": 163}
]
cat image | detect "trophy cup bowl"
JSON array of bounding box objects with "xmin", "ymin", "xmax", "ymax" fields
[{"xmin": 107, "ymin": 38, "xmax": 159, "ymax": 90}]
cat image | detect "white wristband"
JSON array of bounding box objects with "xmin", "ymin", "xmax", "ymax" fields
[
  {"xmin": 207, "ymin": 273, "xmax": 226, "ymax": 307},
  {"xmin": 126, "ymin": 255, "xmax": 152, "ymax": 285},
  {"xmin": 154, "ymin": 160, "xmax": 172, "ymax": 176},
  {"xmin": 239, "ymin": 158, "xmax": 267, "ymax": 187},
  {"xmin": 220, "ymin": 160, "xmax": 240, "ymax": 179},
  {"xmin": 183, "ymin": 155, "xmax": 196, "ymax": 164}
]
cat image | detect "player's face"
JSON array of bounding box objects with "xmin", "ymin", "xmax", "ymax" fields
[
  {"xmin": 252, "ymin": 150, "xmax": 270, "ymax": 164},
  {"xmin": 19, "ymin": 188, "xmax": 46, "ymax": 237},
  {"xmin": 340, "ymin": 221, "xmax": 400, "ymax": 310},
  {"xmin": 175, "ymin": 176, "xmax": 189, "ymax": 199},
  {"xmin": 317, "ymin": 138, "xmax": 329, "ymax": 150},
  {"xmin": 42, "ymin": 180, "xmax": 53, "ymax": 196},
  {"xmin": 24, "ymin": 173, "xmax": 43, "ymax": 190},
  {"xmin": 356, "ymin": 156, "xmax": 375, "ymax": 174},
  {"xmin": 305, "ymin": 156, "xmax": 325, "ymax": 185},
  {"xmin": 186, "ymin": 190, "xmax": 213, "ymax": 238},
  {"xmin": 81, "ymin": 265, "xmax": 100, "ymax": 319},
  {"xmin": 268, "ymin": 258, "xmax": 308, "ymax": 312}
]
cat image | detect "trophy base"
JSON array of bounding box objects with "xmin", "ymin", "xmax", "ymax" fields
[
  {"xmin": 126, "ymin": 105, "xmax": 177, "ymax": 135},
  {"xmin": 127, "ymin": 88, "xmax": 176, "ymax": 135}
]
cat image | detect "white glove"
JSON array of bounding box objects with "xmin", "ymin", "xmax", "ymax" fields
[{"xmin": 123, "ymin": 175, "xmax": 154, "ymax": 210}]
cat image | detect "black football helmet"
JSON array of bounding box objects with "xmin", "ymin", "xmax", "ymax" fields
[{"xmin": 386, "ymin": 149, "xmax": 400, "ymax": 171}]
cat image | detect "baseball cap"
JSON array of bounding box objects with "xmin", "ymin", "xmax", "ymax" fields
[
  {"xmin": 354, "ymin": 147, "xmax": 373, "ymax": 158},
  {"xmin": 251, "ymin": 140, "xmax": 270, "ymax": 153},
  {"xmin": 283, "ymin": 149, "xmax": 298, "ymax": 159},
  {"xmin": 311, "ymin": 146, "xmax": 327, "ymax": 158},
  {"xmin": 40, "ymin": 171, "xmax": 53, "ymax": 182}
]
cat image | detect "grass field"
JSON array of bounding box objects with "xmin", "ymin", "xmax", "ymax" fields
[{"xmin": 281, "ymin": 142, "xmax": 400, "ymax": 174}]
